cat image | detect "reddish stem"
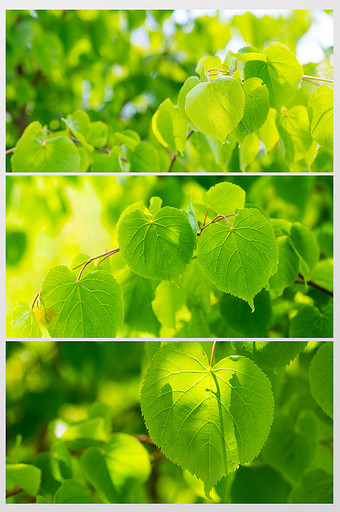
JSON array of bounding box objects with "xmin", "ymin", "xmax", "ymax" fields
[{"xmin": 210, "ymin": 341, "xmax": 217, "ymax": 367}]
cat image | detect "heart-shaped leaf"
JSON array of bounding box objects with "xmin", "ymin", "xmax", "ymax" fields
[
  {"xmin": 40, "ymin": 266, "xmax": 123, "ymax": 338},
  {"xmin": 141, "ymin": 342, "xmax": 274, "ymax": 495},
  {"xmin": 197, "ymin": 208, "xmax": 277, "ymax": 310},
  {"xmin": 118, "ymin": 206, "xmax": 196, "ymax": 281},
  {"xmin": 185, "ymin": 76, "xmax": 245, "ymax": 144}
]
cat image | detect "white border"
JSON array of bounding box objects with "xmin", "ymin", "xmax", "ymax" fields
[{"xmin": 2, "ymin": 2, "xmax": 338, "ymax": 511}]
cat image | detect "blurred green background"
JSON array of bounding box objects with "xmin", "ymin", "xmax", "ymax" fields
[
  {"xmin": 6, "ymin": 10, "xmax": 333, "ymax": 164},
  {"xmin": 6, "ymin": 175, "xmax": 333, "ymax": 337},
  {"xmin": 6, "ymin": 341, "xmax": 333, "ymax": 503}
]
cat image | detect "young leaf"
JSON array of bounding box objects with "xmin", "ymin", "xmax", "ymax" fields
[
  {"xmin": 276, "ymin": 106, "xmax": 313, "ymax": 163},
  {"xmin": 152, "ymin": 98, "xmax": 188, "ymax": 155},
  {"xmin": 262, "ymin": 410, "xmax": 318, "ymax": 485},
  {"xmin": 130, "ymin": 142, "xmax": 160, "ymax": 172},
  {"xmin": 232, "ymin": 341, "xmax": 307, "ymax": 370},
  {"xmin": 309, "ymin": 342, "xmax": 333, "ymax": 418},
  {"xmin": 232, "ymin": 77, "xmax": 270, "ymax": 142},
  {"xmin": 288, "ymin": 469, "xmax": 333, "ymax": 504},
  {"xmin": 81, "ymin": 434, "xmax": 151, "ymax": 503},
  {"xmin": 241, "ymin": 43, "xmax": 303, "ymax": 110},
  {"xmin": 289, "ymin": 304, "xmax": 333, "ymax": 338},
  {"xmin": 269, "ymin": 235, "xmax": 300, "ymax": 294},
  {"xmin": 177, "ymin": 76, "xmax": 200, "ymax": 129},
  {"xmin": 202, "ymin": 182, "xmax": 246, "ymax": 215},
  {"xmin": 141, "ymin": 342, "xmax": 274, "ymax": 495},
  {"xmin": 197, "ymin": 208, "xmax": 277, "ymax": 310},
  {"xmin": 118, "ymin": 206, "xmax": 196, "ymax": 281},
  {"xmin": 290, "ymin": 222, "xmax": 319, "ymax": 280},
  {"xmin": 34, "ymin": 305, "xmax": 56, "ymax": 327},
  {"xmin": 6, "ymin": 463, "xmax": 41, "ymax": 497},
  {"xmin": 308, "ymin": 85, "xmax": 333, "ymax": 152},
  {"xmin": 40, "ymin": 266, "xmax": 123, "ymax": 338},
  {"xmin": 11, "ymin": 301, "xmax": 42, "ymax": 337},
  {"xmin": 11, "ymin": 121, "xmax": 80, "ymax": 172},
  {"xmin": 53, "ymin": 479, "xmax": 94, "ymax": 504},
  {"xmin": 185, "ymin": 76, "xmax": 245, "ymax": 144}
]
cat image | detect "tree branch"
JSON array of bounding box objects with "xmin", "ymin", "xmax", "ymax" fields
[
  {"xmin": 295, "ymin": 273, "xmax": 333, "ymax": 297},
  {"xmin": 6, "ymin": 486, "xmax": 22, "ymax": 498}
]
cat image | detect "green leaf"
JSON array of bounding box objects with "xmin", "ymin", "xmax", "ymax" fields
[
  {"xmin": 289, "ymin": 469, "xmax": 333, "ymax": 504},
  {"xmin": 32, "ymin": 32, "xmax": 64, "ymax": 74},
  {"xmin": 152, "ymin": 281, "xmax": 186, "ymax": 329},
  {"xmin": 289, "ymin": 304, "xmax": 333, "ymax": 338},
  {"xmin": 230, "ymin": 465, "xmax": 291, "ymax": 504},
  {"xmin": 242, "ymin": 43, "xmax": 303, "ymax": 110},
  {"xmin": 34, "ymin": 305, "xmax": 56, "ymax": 327},
  {"xmin": 141, "ymin": 342, "xmax": 274, "ymax": 495},
  {"xmin": 130, "ymin": 142, "xmax": 160, "ymax": 172},
  {"xmin": 11, "ymin": 301, "xmax": 42, "ymax": 337},
  {"xmin": 185, "ymin": 76, "xmax": 245, "ymax": 144},
  {"xmin": 269, "ymin": 235, "xmax": 300, "ymax": 294},
  {"xmin": 310, "ymin": 259, "xmax": 333, "ymax": 292},
  {"xmin": 232, "ymin": 77, "xmax": 270, "ymax": 142},
  {"xmin": 54, "ymin": 479, "xmax": 94, "ymax": 504},
  {"xmin": 87, "ymin": 121, "xmax": 108, "ymax": 148},
  {"xmin": 195, "ymin": 55, "xmax": 226, "ymax": 79},
  {"xmin": 177, "ymin": 76, "xmax": 200, "ymax": 129},
  {"xmin": 197, "ymin": 208, "xmax": 277, "ymax": 310},
  {"xmin": 309, "ymin": 343, "xmax": 333, "ymax": 418},
  {"xmin": 35, "ymin": 442, "xmax": 72, "ymax": 496},
  {"xmin": 62, "ymin": 417, "xmax": 108, "ymax": 449},
  {"xmin": 220, "ymin": 290, "xmax": 272, "ymax": 337},
  {"xmin": 290, "ymin": 222, "xmax": 319, "ymax": 280},
  {"xmin": 81, "ymin": 434, "xmax": 151, "ymax": 503},
  {"xmin": 152, "ymin": 98, "xmax": 188, "ymax": 155},
  {"xmin": 258, "ymin": 108, "xmax": 279, "ymax": 150},
  {"xmin": 40, "ymin": 266, "xmax": 123, "ymax": 338},
  {"xmin": 308, "ymin": 85, "xmax": 333, "ymax": 152},
  {"xmin": 91, "ymin": 147, "xmax": 123, "ymax": 172},
  {"xmin": 118, "ymin": 206, "xmax": 196, "ymax": 281},
  {"xmin": 6, "ymin": 463, "xmax": 41, "ymax": 497},
  {"xmin": 202, "ymin": 182, "xmax": 246, "ymax": 215},
  {"xmin": 232, "ymin": 341, "xmax": 307, "ymax": 370},
  {"xmin": 117, "ymin": 268, "xmax": 160, "ymax": 335},
  {"xmin": 11, "ymin": 121, "xmax": 80, "ymax": 172},
  {"xmin": 63, "ymin": 110, "xmax": 93, "ymax": 151},
  {"xmin": 262, "ymin": 410, "xmax": 318, "ymax": 485},
  {"xmin": 276, "ymin": 106, "xmax": 313, "ymax": 163}
]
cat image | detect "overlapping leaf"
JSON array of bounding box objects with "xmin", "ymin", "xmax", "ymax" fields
[
  {"xmin": 197, "ymin": 208, "xmax": 277, "ymax": 310},
  {"xmin": 185, "ymin": 76, "xmax": 245, "ymax": 143},
  {"xmin": 118, "ymin": 206, "xmax": 196, "ymax": 281},
  {"xmin": 40, "ymin": 266, "xmax": 123, "ymax": 337}
]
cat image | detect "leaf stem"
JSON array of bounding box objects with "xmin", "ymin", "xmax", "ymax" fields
[
  {"xmin": 302, "ymin": 75, "xmax": 333, "ymax": 83},
  {"xmin": 72, "ymin": 248, "xmax": 120, "ymax": 280},
  {"xmin": 295, "ymin": 273, "xmax": 333, "ymax": 297},
  {"xmin": 167, "ymin": 130, "xmax": 194, "ymax": 172},
  {"xmin": 210, "ymin": 341, "xmax": 217, "ymax": 367},
  {"xmin": 31, "ymin": 289, "xmax": 41, "ymax": 309},
  {"xmin": 197, "ymin": 213, "xmax": 236, "ymax": 235},
  {"xmin": 5, "ymin": 147, "xmax": 15, "ymax": 154},
  {"xmin": 6, "ymin": 486, "xmax": 22, "ymax": 498}
]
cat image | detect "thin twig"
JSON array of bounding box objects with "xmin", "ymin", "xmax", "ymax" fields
[
  {"xmin": 32, "ymin": 289, "xmax": 41, "ymax": 309},
  {"xmin": 5, "ymin": 147, "xmax": 15, "ymax": 154},
  {"xmin": 133, "ymin": 434, "xmax": 156, "ymax": 445},
  {"xmin": 167, "ymin": 130, "xmax": 194, "ymax": 172},
  {"xmin": 210, "ymin": 341, "xmax": 217, "ymax": 367},
  {"xmin": 72, "ymin": 248, "xmax": 120, "ymax": 280},
  {"xmin": 302, "ymin": 75, "xmax": 333, "ymax": 83},
  {"xmin": 295, "ymin": 273, "xmax": 333, "ymax": 297},
  {"xmin": 6, "ymin": 486, "xmax": 22, "ymax": 498}
]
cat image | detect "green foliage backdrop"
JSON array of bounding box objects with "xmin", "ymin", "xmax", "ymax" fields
[
  {"xmin": 7, "ymin": 175, "xmax": 333, "ymax": 338},
  {"xmin": 6, "ymin": 10, "xmax": 333, "ymax": 172},
  {"xmin": 6, "ymin": 341, "xmax": 333, "ymax": 504}
]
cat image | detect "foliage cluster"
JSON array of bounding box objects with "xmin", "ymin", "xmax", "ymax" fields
[
  {"xmin": 6, "ymin": 10, "xmax": 333, "ymax": 172},
  {"xmin": 6, "ymin": 341, "xmax": 333, "ymax": 504},
  {"xmin": 7, "ymin": 175, "xmax": 333, "ymax": 338}
]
